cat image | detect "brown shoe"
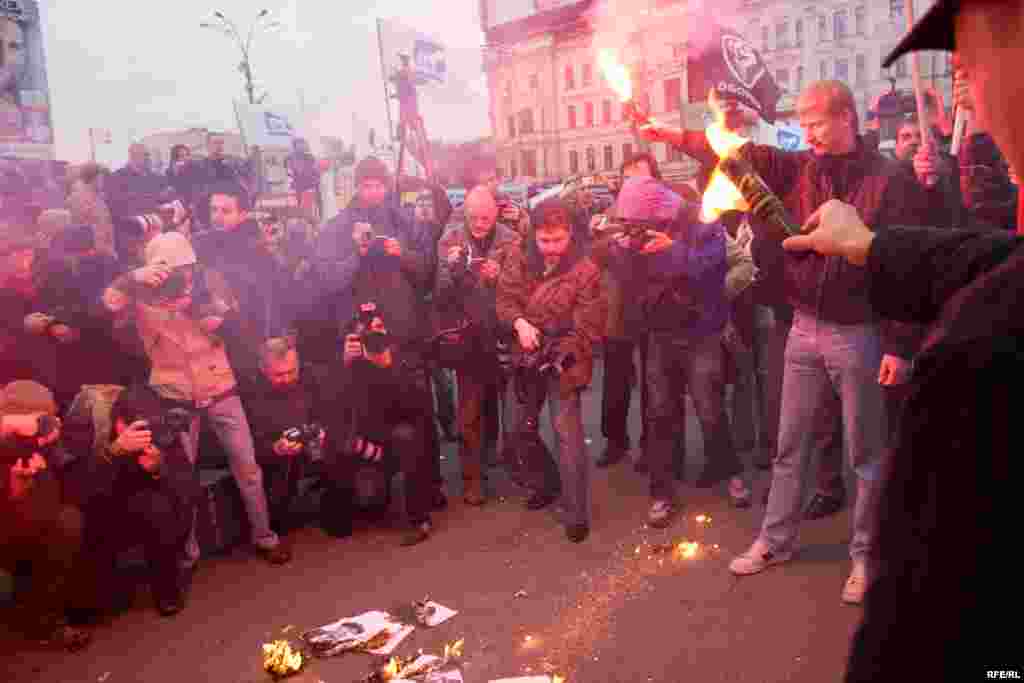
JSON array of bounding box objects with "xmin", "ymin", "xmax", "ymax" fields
[{"xmin": 261, "ymin": 543, "xmax": 293, "ymax": 566}]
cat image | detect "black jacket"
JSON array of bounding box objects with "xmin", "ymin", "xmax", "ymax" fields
[
  {"xmin": 240, "ymin": 365, "xmax": 328, "ymax": 467},
  {"xmin": 104, "ymin": 166, "xmax": 174, "ymax": 220},
  {"xmin": 845, "ymin": 226, "xmax": 1023, "ymax": 682}
]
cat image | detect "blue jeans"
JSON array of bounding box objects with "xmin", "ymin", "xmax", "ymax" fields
[
  {"xmin": 760, "ymin": 311, "xmax": 885, "ymax": 561},
  {"xmin": 180, "ymin": 394, "xmax": 280, "ymax": 565}
]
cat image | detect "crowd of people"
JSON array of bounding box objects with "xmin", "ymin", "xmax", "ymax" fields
[{"xmin": 1, "ymin": 4, "xmax": 1019, "ymax": 674}]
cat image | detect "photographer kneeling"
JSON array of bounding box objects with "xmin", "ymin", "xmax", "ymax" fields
[
  {"xmin": 322, "ymin": 304, "xmax": 436, "ymax": 546},
  {"xmin": 0, "ymin": 381, "xmax": 90, "ymax": 650},
  {"xmin": 65, "ymin": 385, "xmax": 198, "ymax": 618},
  {"xmin": 496, "ymin": 197, "xmax": 606, "ymax": 543}
]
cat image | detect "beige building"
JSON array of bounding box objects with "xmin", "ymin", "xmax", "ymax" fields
[{"xmin": 481, "ymin": 0, "xmax": 953, "ymax": 183}]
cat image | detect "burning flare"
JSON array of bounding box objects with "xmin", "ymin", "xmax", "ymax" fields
[
  {"xmin": 598, "ymin": 49, "xmax": 632, "ymax": 102},
  {"xmin": 700, "ymin": 89, "xmax": 751, "ymax": 223}
]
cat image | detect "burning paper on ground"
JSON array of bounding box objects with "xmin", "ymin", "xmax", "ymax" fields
[
  {"xmin": 368, "ymin": 639, "xmax": 465, "ymax": 682},
  {"xmin": 262, "ymin": 639, "xmax": 304, "ymax": 678},
  {"xmin": 301, "ymin": 611, "xmax": 414, "ymax": 658},
  {"xmin": 489, "ymin": 677, "xmax": 565, "ymax": 683},
  {"xmin": 415, "ymin": 599, "xmax": 458, "ymax": 627}
]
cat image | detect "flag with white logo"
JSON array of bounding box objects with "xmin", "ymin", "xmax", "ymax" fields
[
  {"xmin": 378, "ymin": 18, "xmax": 448, "ymax": 86},
  {"xmin": 687, "ymin": 25, "xmax": 782, "ymax": 124},
  {"xmin": 235, "ymin": 102, "xmax": 298, "ymax": 148}
]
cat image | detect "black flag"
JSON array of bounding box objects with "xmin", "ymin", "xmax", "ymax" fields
[{"xmin": 688, "ymin": 25, "xmax": 782, "ymax": 124}]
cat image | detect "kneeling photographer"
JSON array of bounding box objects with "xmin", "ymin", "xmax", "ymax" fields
[
  {"xmin": 496, "ymin": 197, "xmax": 606, "ymax": 544},
  {"xmin": 321, "ymin": 304, "xmax": 436, "ymax": 547},
  {"xmin": 62, "ymin": 385, "xmax": 198, "ymax": 618},
  {"xmin": 0, "ymin": 380, "xmax": 90, "ymax": 650},
  {"xmin": 241, "ymin": 337, "xmax": 328, "ymax": 537}
]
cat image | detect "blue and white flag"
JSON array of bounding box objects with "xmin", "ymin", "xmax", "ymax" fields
[
  {"xmin": 378, "ymin": 18, "xmax": 448, "ymax": 87},
  {"xmin": 235, "ymin": 102, "xmax": 298, "ymax": 148}
]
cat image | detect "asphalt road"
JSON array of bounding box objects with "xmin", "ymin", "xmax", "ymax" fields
[{"xmin": 3, "ymin": 361, "xmax": 864, "ymax": 683}]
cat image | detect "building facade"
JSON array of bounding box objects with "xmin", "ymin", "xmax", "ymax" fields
[{"xmin": 481, "ymin": 0, "xmax": 952, "ymax": 184}]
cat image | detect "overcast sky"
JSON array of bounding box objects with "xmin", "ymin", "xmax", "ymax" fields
[{"xmin": 42, "ymin": 1, "xmax": 491, "ymax": 167}]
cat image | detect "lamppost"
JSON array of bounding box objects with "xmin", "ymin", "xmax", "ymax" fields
[{"xmin": 200, "ymin": 9, "xmax": 281, "ymax": 104}]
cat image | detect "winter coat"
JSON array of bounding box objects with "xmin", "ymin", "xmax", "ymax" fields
[
  {"xmin": 240, "ymin": 365, "xmax": 329, "ymax": 467},
  {"xmin": 104, "ymin": 166, "xmax": 173, "ymax": 220},
  {"xmin": 314, "ymin": 199, "xmax": 433, "ymax": 347},
  {"xmin": 435, "ymin": 221, "xmax": 521, "ymax": 338},
  {"xmin": 0, "ymin": 265, "xmax": 58, "ymax": 390},
  {"xmin": 591, "ymin": 199, "xmax": 729, "ymax": 344},
  {"xmin": 959, "ymin": 132, "xmax": 1018, "ymax": 230},
  {"xmin": 845, "ymin": 225, "xmax": 1024, "ymax": 683},
  {"xmin": 496, "ymin": 236, "xmax": 606, "ymax": 396},
  {"xmin": 677, "ymin": 132, "xmax": 941, "ymax": 358},
  {"xmin": 102, "ymin": 238, "xmax": 239, "ymax": 405},
  {"xmin": 193, "ymin": 222, "xmax": 302, "ymax": 377}
]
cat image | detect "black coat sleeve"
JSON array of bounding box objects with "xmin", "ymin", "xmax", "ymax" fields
[{"xmin": 867, "ymin": 227, "xmax": 1023, "ymax": 325}]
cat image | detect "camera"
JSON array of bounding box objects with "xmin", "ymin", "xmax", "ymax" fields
[
  {"xmin": 515, "ymin": 334, "xmax": 577, "ymax": 378},
  {"xmin": 595, "ymin": 219, "xmax": 653, "ymax": 250},
  {"xmin": 348, "ymin": 305, "xmax": 390, "ymax": 354},
  {"xmin": 145, "ymin": 408, "xmax": 193, "ymax": 449},
  {"xmin": 282, "ymin": 423, "xmax": 325, "ymax": 461},
  {"xmin": 1, "ymin": 415, "xmax": 60, "ymax": 466}
]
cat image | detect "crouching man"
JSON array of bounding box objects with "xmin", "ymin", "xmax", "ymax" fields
[
  {"xmin": 496, "ymin": 197, "xmax": 606, "ymax": 543},
  {"xmin": 64, "ymin": 385, "xmax": 199, "ymax": 617},
  {"xmin": 322, "ymin": 304, "xmax": 437, "ymax": 546}
]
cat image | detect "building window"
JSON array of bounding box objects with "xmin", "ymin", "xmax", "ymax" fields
[
  {"xmin": 582, "ymin": 63, "xmax": 593, "ymax": 87},
  {"xmin": 664, "ymin": 78, "xmax": 681, "ymax": 112},
  {"xmin": 796, "ymin": 66, "xmax": 804, "ymax": 90},
  {"xmin": 510, "ymin": 158, "xmax": 518, "ymax": 179},
  {"xmin": 856, "ymin": 54, "xmax": 866, "ymax": 84},
  {"xmin": 820, "ymin": 60, "xmax": 829, "ymax": 80},
  {"xmin": 795, "ymin": 19, "xmax": 804, "ymax": 47},
  {"xmin": 586, "ymin": 146, "xmax": 596, "ymax": 172},
  {"xmin": 835, "ymin": 58, "xmax": 849, "ymax": 83},
  {"xmin": 604, "ymin": 145, "xmax": 614, "ymax": 170},
  {"xmin": 568, "ymin": 105, "xmax": 577, "ymax": 129},
  {"xmin": 585, "ymin": 102, "xmax": 595, "ymax": 127},
  {"xmin": 762, "ymin": 25, "xmax": 770, "ymax": 52},
  {"xmin": 518, "ymin": 109, "xmax": 534, "ymax": 135},
  {"xmin": 776, "ymin": 69, "xmax": 789, "ymax": 89},
  {"xmin": 569, "ymin": 150, "xmax": 579, "ymax": 174},
  {"xmin": 564, "ymin": 65, "xmax": 575, "ymax": 91},
  {"xmin": 818, "ymin": 15, "xmax": 828, "ymax": 42},
  {"xmin": 834, "ymin": 10, "xmax": 848, "ymax": 40},
  {"xmin": 529, "ymin": 73, "xmax": 539, "ymax": 90},
  {"xmin": 776, "ymin": 21, "xmax": 789, "ymax": 48},
  {"xmin": 622, "ymin": 143, "xmax": 633, "ymax": 163},
  {"xmin": 890, "ymin": 0, "xmax": 904, "ymax": 21},
  {"xmin": 602, "ymin": 99, "xmax": 612, "ymax": 125},
  {"xmin": 522, "ymin": 149, "xmax": 538, "ymax": 178},
  {"xmin": 507, "ymin": 115, "xmax": 516, "ymax": 139},
  {"xmin": 855, "ymin": 6, "xmax": 866, "ymax": 35}
]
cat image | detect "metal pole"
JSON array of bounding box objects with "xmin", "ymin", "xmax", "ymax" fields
[
  {"xmin": 376, "ymin": 19, "xmax": 396, "ymax": 145},
  {"xmin": 905, "ymin": 0, "xmax": 936, "ymax": 187},
  {"xmin": 88, "ymin": 128, "xmax": 96, "ymax": 163}
]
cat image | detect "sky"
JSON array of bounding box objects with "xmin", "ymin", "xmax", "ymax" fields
[{"xmin": 41, "ymin": 0, "xmax": 492, "ymax": 167}]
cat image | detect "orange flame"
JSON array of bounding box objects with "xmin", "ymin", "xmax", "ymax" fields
[
  {"xmin": 598, "ymin": 49, "xmax": 632, "ymax": 102},
  {"xmin": 700, "ymin": 89, "xmax": 752, "ymax": 223},
  {"xmin": 677, "ymin": 541, "xmax": 700, "ymax": 559},
  {"xmin": 382, "ymin": 657, "xmax": 400, "ymax": 679}
]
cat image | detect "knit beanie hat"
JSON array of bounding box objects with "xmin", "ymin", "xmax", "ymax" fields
[
  {"xmin": 144, "ymin": 231, "xmax": 197, "ymax": 268},
  {"xmin": 616, "ymin": 176, "xmax": 682, "ymax": 224},
  {"xmin": 0, "ymin": 380, "xmax": 58, "ymax": 418},
  {"xmin": 354, "ymin": 157, "xmax": 391, "ymax": 186}
]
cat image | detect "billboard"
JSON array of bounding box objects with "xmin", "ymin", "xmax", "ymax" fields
[{"xmin": 0, "ymin": 0, "xmax": 54, "ymax": 160}]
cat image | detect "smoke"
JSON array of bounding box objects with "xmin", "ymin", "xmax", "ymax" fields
[{"xmin": 585, "ymin": 0, "xmax": 748, "ymax": 64}]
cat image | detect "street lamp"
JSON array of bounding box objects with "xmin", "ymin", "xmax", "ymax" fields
[{"xmin": 200, "ymin": 9, "xmax": 281, "ymax": 104}]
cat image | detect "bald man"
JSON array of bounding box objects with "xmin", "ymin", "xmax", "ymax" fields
[
  {"xmin": 640, "ymin": 80, "xmax": 940, "ymax": 605},
  {"xmin": 435, "ymin": 186, "xmax": 521, "ymax": 506}
]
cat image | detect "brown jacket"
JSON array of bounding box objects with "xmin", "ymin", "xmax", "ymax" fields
[{"xmin": 496, "ymin": 239, "xmax": 607, "ymax": 396}]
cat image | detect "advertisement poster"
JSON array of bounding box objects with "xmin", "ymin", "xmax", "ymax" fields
[{"xmin": 0, "ymin": 0, "xmax": 55, "ymax": 160}]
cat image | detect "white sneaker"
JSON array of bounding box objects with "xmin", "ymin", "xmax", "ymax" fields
[
  {"xmin": 841, "ymin": 561, "xmax": 868, "ymax": 605},
  {"xmin": 728, "ymin": 539, "xmax": 793, "ymax": 576}
]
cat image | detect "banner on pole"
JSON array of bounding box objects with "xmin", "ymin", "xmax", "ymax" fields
[
  {"xmin": 235, "ymin": 102, "xmax": 299, "ymax": 148},
  {"xmin": 0, "ymin": 0, "xmax": 55, "ymax": 160},
  {"xmin": 378, "ymin": 18, "xmax": 448, "ymax": 86}
]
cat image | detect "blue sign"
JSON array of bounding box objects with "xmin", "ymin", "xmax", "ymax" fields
[
  {"xmin": 414, "ymin": 39, "xmax": 447, "ymax": 84},
  {"xmin": 263, "ymin": 112, "xmax": 295, "ymax": 138}
]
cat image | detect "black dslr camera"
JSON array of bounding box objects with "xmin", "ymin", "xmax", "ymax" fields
[
  {"xmin": 282, "ymin": 423, "xmax": 325, "ymax": 461},
  {"xmin": 145, "ymin": 408, "xmax": 193, "ymax": 449},
  {"xmin": 516, "ymin": 333, "xmax": 577, "ymax": 378}
]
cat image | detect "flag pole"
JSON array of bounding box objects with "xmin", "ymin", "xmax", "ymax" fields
[
  {"xmin": 88, "ymin": 128, "xmax": 96, "ymax": 163},
  {"xmin": 905, "ymin": 0, "xmax": 936, "ymax": 187},
  {"xmin": 376, "ymin": 18, "xmax": 396, "ymax": 146}
]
